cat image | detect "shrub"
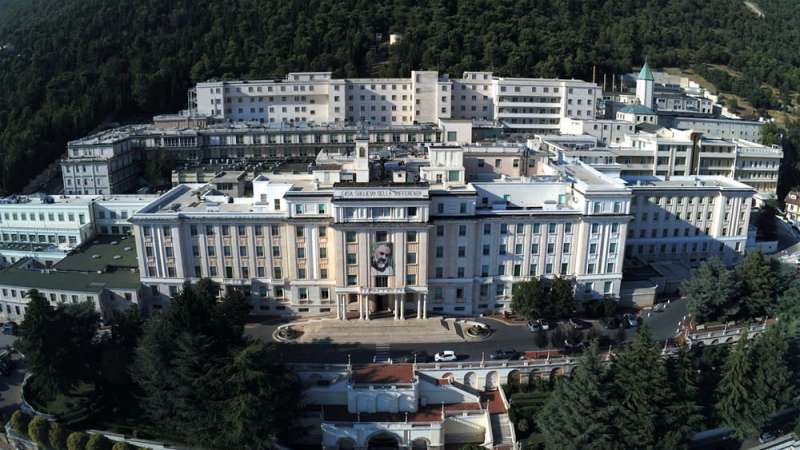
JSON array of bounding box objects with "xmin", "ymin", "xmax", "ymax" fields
[
  {"xmin": 10, "ymin": 410, "xmax": 30, "ymax": 436},
  {"xmin": 49, "ymin": 422, "xmax": 68, "ymax": 450},
  {"xmin": 111, "ymin": 442, "xmax": 135, "ymax": 450},
  {"xmin": 86, "ymin": 433, "xmax": 113, "ymax": 450},
  {"xmin": 27, "ymin": 415, "xmax": 49, "ymax": 445},
  {"xmin": 67, "ymin": 431, "xmax": 89, "ymax": 450}
]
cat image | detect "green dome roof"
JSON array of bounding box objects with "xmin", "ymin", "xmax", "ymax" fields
[{"xmin": 638, "ymin": 62, "xmax": 654, "ymax": 81}]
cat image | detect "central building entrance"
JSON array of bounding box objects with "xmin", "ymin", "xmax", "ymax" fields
[
  {"xmin": 367, "ymin": 433, "xmax": 400, "ymax": 450},
  {"xmin": 374, "ymin": 294, "xmax": 390, "ymax": 312}
]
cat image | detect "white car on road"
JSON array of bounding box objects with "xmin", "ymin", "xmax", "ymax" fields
[{"xmin": 434, "ymin": 350, "xmax": 457, "ymax": 362}]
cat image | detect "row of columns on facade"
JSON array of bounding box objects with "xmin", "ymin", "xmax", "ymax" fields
[{"xmin": 335, "ymin": 294, "xmax": 427, "ymax": 320}]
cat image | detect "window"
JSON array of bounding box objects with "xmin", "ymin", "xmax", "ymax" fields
[
  {"xmin": 297, "ymin": 247, "xmax": 305, "ymax": 258},
  {"xmin": 591, "ymin": 223, "xmax": 600, "ymax": 234},
  {"xmin": 482, "ymin": 245, "xmax": 490, "ymax": 256},
  {"xmin": 531, "ymin": 243, "xmax": 539, "ymax": 254},
  {"xmin": 406, "ymin": 274, "xmax": 417, "ymax": 285},
  {"xmin": 295, "ymin": 226, "xmax": 304, "ymax": 238},
  {"xmin": 564, "ymin": 223, "xmax": 572, "ymax": 234},
  {"xmin": 436, "ymin": 225, "xmax": 444, "ymax": 236},
  {"xmin": 548, "ymin": 223, "xmax": 556, "ymax": 234},
  {"xmin": 347, "ymin": 275, "xmax": 357, "ymax": 286},
  {"xmin": 407, "ymin": 207, "xmax": 418, "ymax": 217},
  {"xmin": 346, "ymin": 231, "xmax": 356, "ymax": 243},
  {"xmin": 458, "ymin": 246, "xmax": 466, "ymax": 257},
  {"xmin": 483, "ymin": 224, "xmax": 491, "ymax": 235},
  {"xmin": 346, "ymin": 253, "xmax": 357, "ymax": 264},
  {"xmin": 497, "ymin": 265, "xmax": 505, "ymax": 276},
  {"xmin": 448, "ymin": 170, "xmax": 460, "ymax": 182},
  {"xmin": 273, "ymin": 267, "xmax": 282, "ymax": 279},
  {"xmin": 407, "ymin": 231, "xmax": 417, "ymax": 242},
  {"xmin": 500, "ymin": 224, "xmax": 508, "ymax": 234},
  {"xmin": 436, "ymin": 246, "xmax": 444, "ymax": 258},
  {"xmin": 407, "ymin": 252, "xmax": 417, "ymax": 264}
]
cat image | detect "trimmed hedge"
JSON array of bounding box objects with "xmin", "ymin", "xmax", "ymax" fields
[
  {"xmin": 86, "ymin": 433, "xmax": 113, "ymax": 450},
  {"xmin": 49, "ymin": 421, "xmax": 68, "ymax": 450},
  {"xmin": 10, "ymin": 410, "xmax": 31, "ymax": 436},
  {"xmin": 27, "ymin": 415, "xmax": 50, "ymax": 445},
  {"xmin": 67, "ymin": 431, "xmax": 89, "ymax": 450}
]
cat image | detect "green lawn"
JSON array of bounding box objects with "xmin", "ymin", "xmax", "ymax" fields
[{"xmin": 25, "ymin": 379, "xmax": 97, "ymax": 421}]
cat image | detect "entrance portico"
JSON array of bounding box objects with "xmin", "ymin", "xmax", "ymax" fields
[{"xmin": 335, "ymin": 289, "xmax": 427, "ymax": 321}]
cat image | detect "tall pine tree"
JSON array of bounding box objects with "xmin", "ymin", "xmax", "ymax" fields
[
  {"xmin": 610, "ymin": 327, "xmax": 678, "ymax": 449},
  {"xmin": 682, "ymin": 258, "xmax": 739, "ymax": 322},
  {"xmin": 665, "ymin": 344, "xmax": 704, "ymax": 448},
  {"xmin": 736, "ymin": 250, "xmax": 775, "ymax": 318},
  {"xmin": 537, "ymin": 343, "xmax": 615, "ymax": 449},
  {"xmin": 716, "ymin": 333, "xmax": 758, "ymax": 438},
  {"xmin": 749, "ymin": 325, "xmax": 796, "ymax": 428}
]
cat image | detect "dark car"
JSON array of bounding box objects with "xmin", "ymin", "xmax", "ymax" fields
[
  {"xmin": 562, "ymin": 339, "xmax": 586, "ymax": 354},
  {"xmin": 569, "ymin": 318, "xmax": 592, "ymax": 330},
  {"xmin": 488, "ymin": 349, "xmax": 519, "ymax": 360},
  {"xmin": 2, "ymin": 322, "xmax": 17, "ymax": 336},
  {"xmin": 603, "ymin": 316, "xmax": 621, "ymax": 330},
  {"xmin": 623, "ymin": 314, "xmax": 640, "ymax": 328},
  {"xmin": 393, "ymin": 351, "xmax": 430, "ymax": 363}
]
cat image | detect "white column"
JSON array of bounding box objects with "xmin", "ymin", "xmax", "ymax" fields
[
  {"xmin": 400, "ymin": 298, "xmax": 405, "ymax": 320},
  {"xmin": 423, "ymin": 294, "xmax": 427, "ymax": 319},
  {"xmin": 336, "ymin": 295, "xmax": 341, "ymax": 320},
  {"xmin": 394, "ymin": 297, "xmax": 399, "ymax": 320},
  {"xmin": 365, "ymin": 295, "xmax": 370, "ymax": 320},
  {"xmin": 340, "ymin": 296, "xmax": 347, "ymax": 321},
  {"xmin": 359, "ymin": 295, "xmax": 364, "ymax": 320},
  {"xmin": 417, "ymin": 296, "xmax": 422, "ymax": 319}
]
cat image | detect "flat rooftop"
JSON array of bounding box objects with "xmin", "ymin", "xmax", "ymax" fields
[
  {"xmin": 623, "ymin": 175, "xmax": 753, "ymax": 190},
  {"xmin": 0, "ymin": 262, "xmax": 140, "ymax": 292},
  {"xmin": 54, "ymin": 235, "xmax": 138, "ymax": 272},
  {"xmin": 351, "ymin": 364, "xmax": 415, "ymax": 384}
]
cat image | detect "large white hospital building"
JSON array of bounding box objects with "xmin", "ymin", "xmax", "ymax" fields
[{"xmin": 190, "ymin": 71, "xmax": 600, "ymax": 134}]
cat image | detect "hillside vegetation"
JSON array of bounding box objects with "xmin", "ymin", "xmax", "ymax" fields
[{"xmin": 2, "ymin": 0, "xmax": 800, "ymax": 195}]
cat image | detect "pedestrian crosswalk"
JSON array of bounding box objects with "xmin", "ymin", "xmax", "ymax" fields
[{"xmin": 374, "ymin": 344, "xmax": 391, "ymax": 363}]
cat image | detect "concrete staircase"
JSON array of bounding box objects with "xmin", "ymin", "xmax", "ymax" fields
[{"xmin": 490, "ymin": 413, "xmax": 515, "ymax": 448}]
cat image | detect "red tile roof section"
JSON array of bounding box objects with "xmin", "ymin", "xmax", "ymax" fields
[
  {"xmin": 480, "ymin": 390, "xmax": 507, "ymax": 414},
  {"xmin": 351, "ymin": 363, "xmax": 415, "ymax": 384}
]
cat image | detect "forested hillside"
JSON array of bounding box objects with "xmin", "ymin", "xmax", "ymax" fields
[{"xmin": 2, "ymin": 0, "xmax": 800, "ymax": 194}]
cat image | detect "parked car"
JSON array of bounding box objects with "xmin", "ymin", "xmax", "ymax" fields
[
  {"xmin": 394, "ymin": 351, "xmax": 430, "ymax": 363},
  {"xmin": 2, "ymin": 322, "xmax": 17, "ymax": 336},
  {"xmin": 0, "ymin": 350, "xmax": 12, "ymax": 375},
  {"xmin": 569, "ymin": 318, "xmax": 592, "ymax": 330},
  {"xmin": 603, "ymin": 316, "xmax": 621, "ymax": 330},
  {"xmin": 758, "ymin": 431, "xmax": 777, "ymax": 444},
  {"xmin": 434, "ymin": 350, "xmax": 457, "ymax": 362},
  {"xmin": 623, "ymin": 314, "xmax": 639, "ymax": 328},
  {"xmin": 527, "ymin": 319, "xmax": 554, "ymax": 332},
  {"xmin": 488, "ymin": 349, "xmax": 519, "ymax": 360},
  {"xmin": 562, "ymin": 339, "xmax": 586, "ymax": 354}
]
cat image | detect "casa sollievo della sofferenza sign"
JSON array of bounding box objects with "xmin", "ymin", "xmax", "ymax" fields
[{"xmin": 333, "ymin": 188, "xmax": 428, "ymax": 199}]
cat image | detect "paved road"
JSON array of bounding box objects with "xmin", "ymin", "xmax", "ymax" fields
[
  {"xmin": 0, "ymin": 334, "xmax": 24, "ymax": 419},
  {"xmin": 247, "ymin": 299, "xmax": 688, "ymax": 364}
]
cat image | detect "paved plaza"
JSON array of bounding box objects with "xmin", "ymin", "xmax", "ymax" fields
[{"xmin": 282, "ymin": 317, "xmax": 482, "ymax": 345}]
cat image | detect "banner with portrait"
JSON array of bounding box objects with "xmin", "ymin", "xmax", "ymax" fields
[{"xmin": 370, "ymin": 241, "xmax": 394, "ymax": 276}]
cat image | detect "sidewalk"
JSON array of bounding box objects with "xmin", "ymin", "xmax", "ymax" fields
[{"xmin": 286, "ymin": 318, "xmax": 474, "ymax": 344}]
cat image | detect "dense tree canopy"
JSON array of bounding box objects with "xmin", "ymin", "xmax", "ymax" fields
[{"xmin": 2, "ymin": 0, "xmax": 800, "ymax": 194}]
